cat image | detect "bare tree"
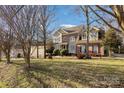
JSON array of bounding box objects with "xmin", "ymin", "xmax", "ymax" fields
[
  {"xmin": 14, "ymin": 6, "xmax": 39, "ymax": 68},
  {"xmin": 36, "ymin": 29, "xmax": 39, "ymax": 58},
  {"xmin": 0, "ymin": 5, "xmax": 24, "ymax": 63},
  {"xmin": 38, "ymin": 6, "xmax": 55, "ymax": 59},
  {"xmin": 75, "ymin": 5, "xmax": 104, "ymax": 58},
  {"xmin": 0, "ymin": 27, "xmax": 14, "ymax": 63},
  {"xmin": 0, "ymin": 49, "xmax": 1, "ymax": 61},
  {"xmin": 0, "ymin": 31, "xmax": 2, "ymax": 62},
  {"xmin": 0, "ymin": 31, "xmax": 1, "ymax": 62},
  {"xmin": 89, "ymin": 5, "xmax": 124, "ymax": 34},
  {"xmin": 80, "ymin": 6, "xmax": 93, "ymax": 58},
  {"xmin": 0, "ymin": 6, "xmax": 38, "ymax": 68}
]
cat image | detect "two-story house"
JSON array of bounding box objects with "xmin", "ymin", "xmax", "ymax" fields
[{"xmin": 52, "ymin": 25, "xmax": 105, "ymax": 56}]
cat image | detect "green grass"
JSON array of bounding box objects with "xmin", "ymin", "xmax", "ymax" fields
[{"xmin": 0, "ymin": 57, "xmax": 124, "ymax": 88}]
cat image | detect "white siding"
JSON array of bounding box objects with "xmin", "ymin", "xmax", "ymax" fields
[
  {"xmin": 31, "ymin": 46, "xmax": 44, "ymax": 58},
  {"xmin": 53, "ymin": 33, "xmax": 62, "ymax": 44}
]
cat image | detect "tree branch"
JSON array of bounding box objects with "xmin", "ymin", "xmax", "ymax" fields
[
  {"xmin": 96, "ymin": 5, "xmax": 116, "ymax": 18},
  {"xmin": 89, "ymin": 6, "xmax": 122, "ymax": 33}
]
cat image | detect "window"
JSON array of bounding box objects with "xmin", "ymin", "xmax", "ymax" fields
[
  {"xmin": 55, "ymin": 36, "xmax": 61, "ymax": 43},
  {"xmin": 90, "ymin": 32, "xmax": 98, "ymax": 40},
  {"xmin": 81, "ymin": 45, "xmax": 86, "ymax": 53},
  {"xmin": 82, "ymin": 33, "xmax": 86, "ymax": 39},
  {"xmin": 93, "ymin": 45, "xmax": 98, "ymax": 53},
  {"xmin": 56, "ymin": 44, "xmax": 60, "ymax": 49},
  {"xmin": 70, "ymin": 36, "xmax": 75, "ymax": 42}
]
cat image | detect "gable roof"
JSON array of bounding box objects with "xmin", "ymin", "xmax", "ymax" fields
[
  {"xmin": 53, "ymin": 25, "xmax": 104, "ymax": 36},
  {"xmin": 62, "ymin": 25, "xmax": 83, "ymax": 33}
]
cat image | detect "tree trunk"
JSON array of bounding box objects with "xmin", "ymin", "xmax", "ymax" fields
[
  {"xmin": 108, "ymin": 46, "xmax": 112, "ymax": 57},
  {"xmin": 27, "ymin": 57, "xmax": 31, "ymax": 68},
  {"xmin": 25, "ymin": 54, "xmax": 31, "ymax": 68},
  {"xmin": 37, "ymin": 45, "xmax": 39, "ymax": 58},
  {"xmin": 85, "ymin": 6, "xmax": 90, "ymax": 59},
  {"xmin": 44, "ymin": 43, "xmax": 46, "ymax": 59},
  {"xmin": 86, "ymin": 26, "xmax": 90, "ymax": 58},
  {"xmin": 43, "ymin": 29, "xmax": 46, "ymax": 59},
  {"xmin": 0, "ymin": 50, "xmax": 1, "ymax": 62},
  {"xmin": 23, "ymin": 47, "xmax": 31, "ymax": 68},
  {"xmin": 6, "ymin": 50, "xmax": 11, "ymax": 64},
  {"xmin": 7, "ymin": 54, "xmax": 10, "ymax": 64},
  {"xmin": 109, "ymin": 49, "xmax": 112, "ymax": 57},
  {"xmin": 36, "ymin": 32, "xmax": 39, "ymax": 58}
]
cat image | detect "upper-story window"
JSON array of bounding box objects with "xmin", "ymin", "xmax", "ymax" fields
[
  {"xmin": 70, "ymin": 36, "xmax": 75, "ymax": 42},
  {"xmin": 53, "ymin": 35, "xmax": 61, "ymax": 43},
  {"xmin": 93, "ymin": 45, "xmax": 98, "ymax": 53},
  {"xmin": 82, "ymin": 33, "xmax": 87, "ymax": 39},
  {"xmin": 90, "ymin": 32, "xmax": 98, "ymax": 40}
]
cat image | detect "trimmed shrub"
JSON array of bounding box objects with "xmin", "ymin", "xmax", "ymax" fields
[
  {"xmin": 46, "ymin": 47, "xmax": 54, "ymax": 59},
  {"xmin": 77, "ymin": 53, "xmax": 85, "ymax": 59},
  {"xmin": 53, "ymin": 49, "xmax": 60, "ymax": 56},
  {"xmin": 46, "ymin": 47, "xmax": 54, "ymax": 54},
  {"xmin": 60, "ymin": 49, "xmax": 68, "ymax": 56}
]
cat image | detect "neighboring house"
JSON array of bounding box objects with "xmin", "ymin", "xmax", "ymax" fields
[
  {"xmin": 10, "ymin": 42, "xmax": 45, "ymax": 58},
  {"xmin": 52, "ymin": 25, "xmax": 105, "ymax": 56},
  {"xmin": 30, "ymin": 45, "xmax": 44, "ymax": 58}
]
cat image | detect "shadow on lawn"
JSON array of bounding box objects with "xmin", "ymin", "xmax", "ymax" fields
[{"xmin": 20, "ymin": 61, "xmax": 124, "ymax": 88}]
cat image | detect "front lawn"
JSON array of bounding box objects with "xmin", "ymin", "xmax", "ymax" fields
[{"xmin": 0, "ymin": 57, "xmax": 124, "ymax": 88}]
